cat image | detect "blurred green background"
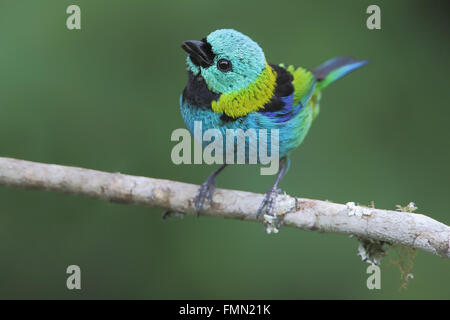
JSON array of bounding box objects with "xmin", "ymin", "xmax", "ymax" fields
[{"xmin": 0, "ymin": 0, "xmax": 449, "ymax": 299}]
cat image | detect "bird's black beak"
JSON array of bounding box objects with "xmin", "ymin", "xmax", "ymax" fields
[{"xmin": 181, "ymin": 40, "xmax": 214, "ymax": 68}]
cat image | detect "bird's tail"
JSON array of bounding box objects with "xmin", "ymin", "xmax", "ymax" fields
[{"xmin": 312, "ymin": 57, "xmax": 368, "ymax": 90}]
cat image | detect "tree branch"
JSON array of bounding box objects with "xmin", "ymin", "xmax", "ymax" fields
[{"xmin": 0, "ymin": 157, "xmax": 448, "ymax": 258}]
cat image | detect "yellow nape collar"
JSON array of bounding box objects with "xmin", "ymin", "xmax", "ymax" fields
[{"xmin": 211, "ymin": 63, "xmax": 277, "ymax": 118}]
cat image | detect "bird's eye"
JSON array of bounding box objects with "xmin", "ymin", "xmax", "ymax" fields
[{"xmin": 217, "ymin": 59, "xmax": 232, "ymax": 72}]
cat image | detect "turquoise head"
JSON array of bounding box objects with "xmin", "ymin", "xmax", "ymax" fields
[{"xmin": 182, "ymin": 29, "xmax": 267, "ymax": 94}]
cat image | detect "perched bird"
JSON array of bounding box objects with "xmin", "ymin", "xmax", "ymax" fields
[{"xmin": 180, "ymin": 29, "xmax": 368, "ymax": 224}]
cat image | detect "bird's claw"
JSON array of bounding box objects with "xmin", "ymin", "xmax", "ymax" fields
[
  {"xmin": 194, "ymin": 176, "xmax": 216, "ymax": 215},
  {"xmin": 257, "ymin": 188, "xmax": 281, "ymax": 218},
  {"xmin": 257, "ymin": 188, "xmax": 282, "ymax": 233},
  {"xmin": 162, "ymin": 210, "xmax": 184, "ymax": 220}
]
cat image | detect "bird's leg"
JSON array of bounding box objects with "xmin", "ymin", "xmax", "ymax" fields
[
  {"xmin": 256, "ymin": 157, "xmax": 288, "ymax": 231},
  {"xmin": 194, "ymin": 164, "xmax": 228, "ymax": 215}
]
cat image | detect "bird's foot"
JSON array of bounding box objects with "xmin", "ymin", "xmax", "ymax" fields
[
  {"xmin": 257, "ymin": 188, "xmax": 282, "ymax": 234},
  {"xmin": 194, "ymin": 175, "xmax": 216, "ymax": 215},
  {"xmin": 162, "ymin": 210, "xmax": 184, "ymax": 220}
]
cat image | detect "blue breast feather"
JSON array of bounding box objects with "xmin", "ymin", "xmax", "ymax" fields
[{"xmin": 179, "ymin": 93, "xmax": 313, "ymax": 162}]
